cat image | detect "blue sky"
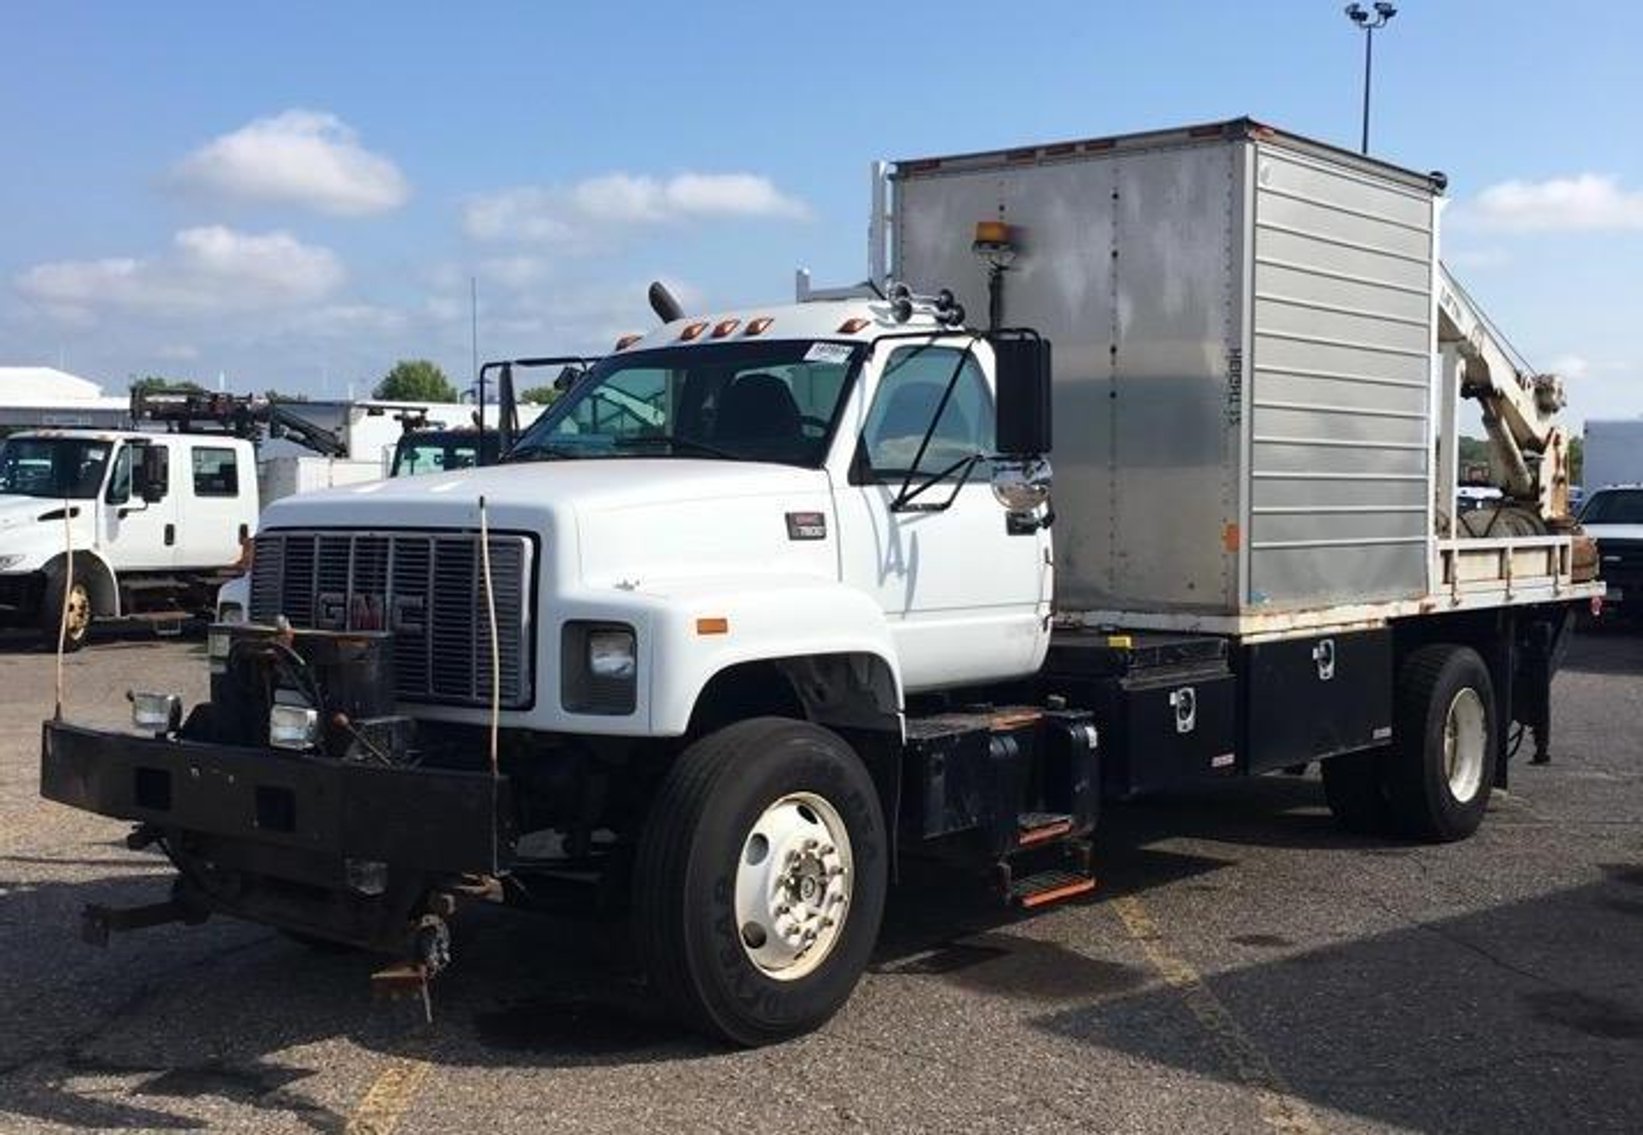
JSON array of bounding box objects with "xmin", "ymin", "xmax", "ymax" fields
[{"xmin": 2, "ymin": 1, "xmax": 1639, "ymax": 425}]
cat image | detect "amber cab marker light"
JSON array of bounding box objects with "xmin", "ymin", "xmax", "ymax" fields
[
  {"xmin": 696, "ymin": 617, "xmax": 730, "ymax": 636},
  {"xmin": 614, "ymin": 333, "xmax": 643, "ymax": 351},
  {"xmin": 837, "ymin": 317, "xmax": 871, "ymax": 334},
  {"xmin": 711, "ymin": 319, "xmax": 740, "ymax": 338},
  {"xmin": 744, "ymin": 316, "xmax": 774, "ymax": 336},
  {"xmin": 679, "ymin": 321, "xmax": 710, "ymax": 341}
]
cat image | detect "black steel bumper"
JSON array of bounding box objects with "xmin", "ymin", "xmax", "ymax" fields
[{"xmin": 41, "ymin": 720, "xmax": 512, "ymax": 876}]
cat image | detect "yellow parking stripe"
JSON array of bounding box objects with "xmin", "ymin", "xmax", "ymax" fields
[
  {"xmin": 344, "ymin": 1046, "xmax": 434, "ymax": 1135},
  {"xmin": 1112, "ymin": 895, "xmax": 1324, "ymax": 1135}
]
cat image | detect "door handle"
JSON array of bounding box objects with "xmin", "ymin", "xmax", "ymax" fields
[{"xmin": 165, "ymin": 524, "xmax": 175, "ymax": 546}]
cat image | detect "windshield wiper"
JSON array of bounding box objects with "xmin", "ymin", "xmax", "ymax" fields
[
  {"xmin": 504, "ymin": 441, "xmax": 583, "ymax": 463},
  {"xmin": 615, "ymin": 436, "xmax": 742, "ymax": 461}
]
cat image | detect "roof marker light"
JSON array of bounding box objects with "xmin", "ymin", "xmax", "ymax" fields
[
  {"xmin": 744, "ymin": 316, "xmax": 774, "ymax": 336},
  {"xmin": 679, "ymin": 321, "xmax": 710, "ymax": 341},
  {"xmin": 837, "ymin": 317, "xmax": 871, "ymax": 334},
  {"xmin": 614, "ymin": 333, "xmax": 643, "ymax": 350},
  {"xmin": 711, "ymin": 319, "xmax": 740, "ymax": 338}
]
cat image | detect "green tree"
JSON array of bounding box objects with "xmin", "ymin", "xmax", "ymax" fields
[
  {"xmin": 373, "ymin": 359, "xmax": 457, "ymax": 402},
  {"xmin": 518, "ymin": 385, "xmax": 560, "ymax": 405},
  {"xmin": 130, "ymin": 375, "xmax": 207, "ymax": 397}
]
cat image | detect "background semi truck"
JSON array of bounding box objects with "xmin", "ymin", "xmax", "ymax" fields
[{"xmin": 42, "ymin": 119, "xmax": 1599, "ymax": 1046}]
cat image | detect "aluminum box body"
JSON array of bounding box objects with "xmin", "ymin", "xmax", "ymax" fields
[{"xmin": 891, "ymin": 120, "xmax": 1441, "ymax": 624}]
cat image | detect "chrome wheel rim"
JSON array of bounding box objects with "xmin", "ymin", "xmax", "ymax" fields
[
  {"xmin": 733, "ymin": 791, "xmax": 853, "ymax": 981},
  {"xmin": 1444, "ymin": 687, "xmax": 1487, "ymax": 803}
]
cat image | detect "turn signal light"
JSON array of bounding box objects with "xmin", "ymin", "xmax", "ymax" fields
[{"xmin": 974, "ymin": 220, "xmax": 1013, "ymax": 248}]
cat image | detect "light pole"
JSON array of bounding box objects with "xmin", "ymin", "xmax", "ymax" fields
[{"xmin": 1345, "ymin": 2, "xmax": 1397, "ymax": 154}]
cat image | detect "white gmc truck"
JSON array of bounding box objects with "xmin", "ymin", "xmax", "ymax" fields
[
  {"xmin": 0, "ymin": 429, "xmax": 256, "ymax": 648},
  {"xmin": 42, "ymin": 120, "xmax": 1601, "ymax": 1046}
]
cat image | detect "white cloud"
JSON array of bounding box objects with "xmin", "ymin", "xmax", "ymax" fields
[
  {"xmin": 1460, "ymin": 174, "xmax": 1643, "ymax": 233},
  {"xmin": 173, "ymin": 110, "xmax": 410, "ymax": 216},
  {"xmin": 465, "ymin": 172, "xmax": 809, "ymax": 245},
  {"xmin": 1548, "ymin": 354, "xmax": 1590, "ymax": 380},
  {"xmin": 16, "ymin": 226, "xmax": 344, "ymax": 320}
]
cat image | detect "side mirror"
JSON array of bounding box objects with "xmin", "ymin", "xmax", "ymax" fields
[
  {"xmin": 553, "ymin": 365, "xmax": 584, "ymax": 392},
  {"xmin": 136, "ymin": 445, "xmax": 167, "ymax": 503},
  {"xmin": 992, "ymin": 335, "xmax": 1052, "ymax": 456}
]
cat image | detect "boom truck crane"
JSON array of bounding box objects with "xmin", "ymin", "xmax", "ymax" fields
[
  {"xmin": 1435, "ymin": 265, "xmax": 1574, "ymax": 534},
  {"xmin": 40, "ymin": 119, "xmax": 1602, "ymax": 1045}
]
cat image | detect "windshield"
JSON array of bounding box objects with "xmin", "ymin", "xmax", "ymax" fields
[
  {"xmin": 0, "ymin": 436, "xmax": 113, "ymax": 499},
  {"xmin": 392, "ymin": 433, "xmax": 496, "ymax": 476},
  {"xmin": 1581, "ymin": 488, "xmax": 1643, "ymax": 525},
  {"xmin": 508, "ymin": 339, "xmax": 863, "ymax": 467}
]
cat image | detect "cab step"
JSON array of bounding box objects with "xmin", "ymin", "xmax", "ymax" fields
[
  {"xmin": 1009, "ymin": 869, "xmax": 1097, "ymax": 909},
  {"xmin": 1017, "ymin": 811, "xmax": 1075, "ymax": 847}
]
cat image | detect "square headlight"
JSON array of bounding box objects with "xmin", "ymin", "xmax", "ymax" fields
[
  {"xmin": 562, "ymin": 622, "xmax": 637, "ymax": 715},
  {"xmin": 588, "ymin": 629, "xmax": 637, "ymax": 679},
  {"xmin": 130, "ymin": 692, "xmax": 181, "ymax": 734},
  {"xmin": 269, "ymin": 703, "xmax": 320, "ymax": 751}
]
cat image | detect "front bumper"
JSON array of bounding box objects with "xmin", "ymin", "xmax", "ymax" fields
[{"xmin": 41, "ymin": 721, "xmax": 512, "ymax": 874}]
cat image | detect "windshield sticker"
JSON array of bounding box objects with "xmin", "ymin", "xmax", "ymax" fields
[{"xmin": 803, "ymin": 342, "xmax": 853, "ymax": 365}]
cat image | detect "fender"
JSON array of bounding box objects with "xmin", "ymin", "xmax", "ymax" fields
[
  {"xmin": 638, "ymin": 575, "xmax": 904, "ymax": 737},
  {"xmin": 41, "ymin": 550, "xmax": 121, "ymax": 618}
]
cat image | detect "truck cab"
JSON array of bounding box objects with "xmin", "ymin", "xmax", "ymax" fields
[{"xmin": 0, "ymin": 429, "xmax": 256, "ymax": 647}]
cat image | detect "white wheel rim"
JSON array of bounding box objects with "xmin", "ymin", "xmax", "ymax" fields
[
  {"xmin": 66, "ymin": 584, "xmax": 90, "ymax": 638},
  {"xmin": 1444, "ymin": 687, "xmax": 1487, "ymax": 803},
  {"xmin": 733, "ymin": 791, "xmax": 854, "ymax": 981}
]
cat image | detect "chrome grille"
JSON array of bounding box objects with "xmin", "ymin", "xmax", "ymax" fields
[{"xmin": 250, "ymin": 529, "xmax": 533, "ymax": 708}]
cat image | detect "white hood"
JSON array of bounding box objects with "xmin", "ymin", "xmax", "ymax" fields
[
  {"xmin": 258, "ymin": 459, "xmax": 839, "ymax": 590},
  {"xmin": 1585, "ymin": 523, "xmax": 1643, "ymax": 543}
]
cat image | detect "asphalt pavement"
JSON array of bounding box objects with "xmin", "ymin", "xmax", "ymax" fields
[{"xmin": 0, "ymin": 627, "xmax": 1638, "ymax": 1133}]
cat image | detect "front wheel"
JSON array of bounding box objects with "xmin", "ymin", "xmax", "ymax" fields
[
  {"xmin": 39, "ymin": 574, "xmax": 91, "ymax": 652},
  {"xmin": 632, "ymin": 717, "xmax": 887, "ymax": 1046}
]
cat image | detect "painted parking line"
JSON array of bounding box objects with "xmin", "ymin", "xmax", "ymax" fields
[
  {"xmin": 1111, "ymin": 895, "xmax": 1323, "ymax": 1135},
  {"xmin": 344, "ymin": 1038, "xmax": 435, "ymax": 1135}
]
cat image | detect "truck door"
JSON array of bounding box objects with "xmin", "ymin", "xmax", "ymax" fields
[
  {"xmin": 177, "ymin": 442, "xmax": 252, "ymax": 569},
  {"xmin": 99, "ymin": 440, "xmax": 178, "ymax": 571},
  {"xmin": 834, "ymin": 341, "xmax": 1051, "ymax": 692}
]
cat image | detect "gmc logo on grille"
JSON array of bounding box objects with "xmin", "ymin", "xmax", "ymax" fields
[{"xmin": 315, "ymin": 592, "xmax": 425, "ymax": 635}]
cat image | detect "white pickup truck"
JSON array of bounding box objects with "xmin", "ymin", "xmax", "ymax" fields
[{"xmin": 0, "ymin": 429, "xmax": 257, "ymax": 648}]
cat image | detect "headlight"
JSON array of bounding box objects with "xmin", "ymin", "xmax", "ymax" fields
[
  {"xmin": 269, "ymin": 703, "xmax": 320, "ymax": 751},
  {"xmin": 588, "ymin": 629, "xmax": 637, "ymax": 679},
  {"xmin": 0, "ymin": 554, "xmax": 24, "ymax": 571},
  {"xmin": 130, "ymin": 692, "xmax": 182, "ymax": 734},
  {"xmin": 562, "ymin": 622, "xmax": 638, "ymax": 714}
]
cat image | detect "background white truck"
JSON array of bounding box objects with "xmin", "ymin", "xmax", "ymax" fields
[
  {"xmin": 42, "ymin": 119, "xmax": 1600, "ymax": 1046},
  {"xmin": 0, "ymin": 429, "xmax": 256, "ymax": 648}
]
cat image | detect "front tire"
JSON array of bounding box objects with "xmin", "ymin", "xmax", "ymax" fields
[
  {"xmin": 39, "ymin": 574, "xmax": 91, "ymax": 652},
  {"xmin": 632, "ymin": 717, "xmax": 887, "ymax": 1046},
  {"xmin": 1385, "ymin": 645, "xmax": 1496, "ymax": 842}
]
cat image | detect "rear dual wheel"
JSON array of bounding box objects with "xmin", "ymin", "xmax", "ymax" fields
[{"xmin": 1323, "ymin": 644, "xmax": 1495, "ymax": 843}]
